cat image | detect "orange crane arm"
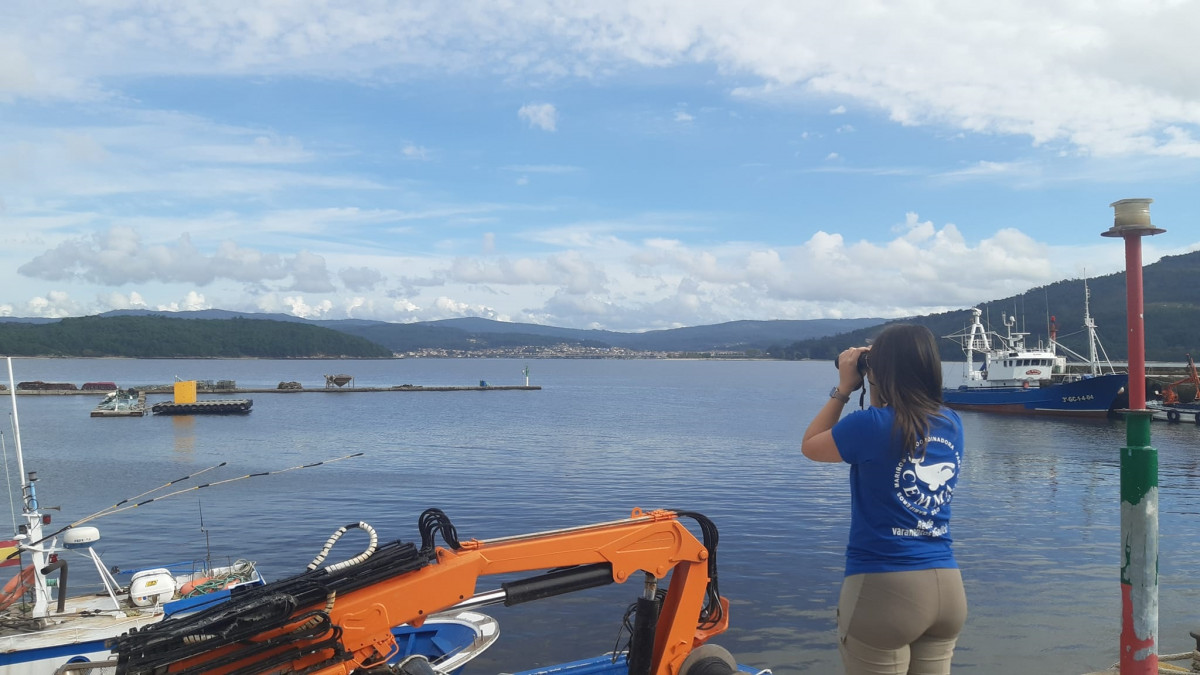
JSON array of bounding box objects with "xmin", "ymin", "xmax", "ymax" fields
[
  {"xmin": 1161, "ymin": 354, "xmax": 1199, "ymax": 404},
  {"xmin": 129, "ymin": 508, "xmax": 728, "ymax": 675}
]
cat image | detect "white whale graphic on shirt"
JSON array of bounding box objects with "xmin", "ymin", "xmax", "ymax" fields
[{"xmin": 912, "ymin": 456, "xmax": 956, "ymax": 492}]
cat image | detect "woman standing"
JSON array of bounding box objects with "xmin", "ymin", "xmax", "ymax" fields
[{"xmin": 801, "ymin": 324, "xmax": 967, "ymax": 675}]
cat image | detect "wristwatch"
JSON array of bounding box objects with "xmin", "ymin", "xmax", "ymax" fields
[{"xmin": 829, "ymin": 386, "xmax": 850, "ymax": 403}]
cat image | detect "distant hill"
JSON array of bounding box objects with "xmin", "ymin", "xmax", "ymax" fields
[
  {"xmin": 772, "ymin": 249, "xmax": 1200, "ymax": 363},
  {"xmin": 331, "ymin": 317, "xmax": 886, "ymax": 353},
  {"xmin": 0, "ymin": 315, "xmax": 393, "ymax": 358},
  {"xmin": 0, "ymin": 310, "xmax": 886, "ymax": 357}
]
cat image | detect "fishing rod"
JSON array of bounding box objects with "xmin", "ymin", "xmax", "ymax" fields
[
  {"xmin": 75, "ymin": 452, "xmax": 365, "ymax": 524},
  {"xmin": 9, "ymin": 452, "xmax": 365, "ymax": 556},
  {"xmin": 98, "ymin": 461, "xmax": 229, "ymax": 515}
]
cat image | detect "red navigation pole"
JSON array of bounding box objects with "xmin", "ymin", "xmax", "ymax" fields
[{"xmin": 1101, "ymin": 198, "xmax": 1165, "ymax": 674}]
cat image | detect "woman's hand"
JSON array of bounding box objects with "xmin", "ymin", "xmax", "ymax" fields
[{"xmin": 837, "ymin": 346, "xmax": 870, "ymax": 393}]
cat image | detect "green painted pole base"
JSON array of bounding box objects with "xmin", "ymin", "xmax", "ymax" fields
[{"xmin": 1120, "ymin": 410, "xmax": 1158, "ymax": 674}]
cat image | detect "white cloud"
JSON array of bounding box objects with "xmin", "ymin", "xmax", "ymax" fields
[
  {"xmin": 518, "ymin": 103, "xmax": 558, "ymax": 132},
  {"xmin": 16, "ymin": 227, "xmax": 339, "ymax": 291},
  {"xmin": 4, "ymin": 3, "xmax": 1200, "ymax": 156},
  {"xmin": 338, "ymin": 267, "xmax": 385, "ymax": 292},
  {"xmin": 401, "ymin": 143, "xmax": 429, "ymax": 160},
  {"xmin": 3, "ymin": 208, "xmax": 1180, "ymax": 329},
  {"xmin": 104, "ymin": 290, "xmax": 149, "ymax": 309},
  {"xmin": 24, "ymin": 290, "xmax": 82, "ymax": 318},
  {"xmin": 281, "ymin": 295, "xmax": 333, "ymax": 319},
  {"xmin": 159, "ymin": 291, "xmax": 211, "ymax": 312}
]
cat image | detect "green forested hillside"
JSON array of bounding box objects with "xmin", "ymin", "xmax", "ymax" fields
[
  {"xmin": 769, "ymin": 250, "xmax": 1200, "ymax": 363},
  {"xmin": 339, "ymin": 322, "xmax": 610, "ymax": 352},
  {"xmin": 0, "ymin": 316, "xmax": 393, "ymax": 358}
]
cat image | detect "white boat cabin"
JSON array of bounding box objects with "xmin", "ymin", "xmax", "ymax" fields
[{"xmin": 950, "ymin": 309, "xmax": 1067, "ymax": 388}]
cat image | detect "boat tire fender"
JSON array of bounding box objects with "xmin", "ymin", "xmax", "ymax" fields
[
  {"xmin": 680, "ymin": 644, "xmax": 738, "ymax": 675},
  {"xmin": 0, "ymin": 564, "xmax": 38, "ymax": 611},
  {"xmin": 1167, "ymin": 409, "xmax": 1181, "ymax": 424},
  {"xmin": 1193, "ymin": 412, "xmax": 1200, "ymax": 425},
  {"xmin": 393, "ymin": 655, "xmax": 437, "ymax": 675}
]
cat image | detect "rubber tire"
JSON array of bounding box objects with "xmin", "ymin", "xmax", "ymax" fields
[
  {"xmin": 680, "ymin": 644, "xmax": 738, "ymax": 675},
  {"xmin": 1167, "ymin": 409, "xmax": 1180, "ymax": 423}
]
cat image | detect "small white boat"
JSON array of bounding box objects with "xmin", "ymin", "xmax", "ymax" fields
[
  {"xmin": 90, "ymin": 389, "xmax": 145, "ymax": 417},
  {"xmin": 1145, "ymin": 401, "xmax": 1200, "ymax": 425}
]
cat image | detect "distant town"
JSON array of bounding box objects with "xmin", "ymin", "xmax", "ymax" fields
[{"xmin": 396, "ymin": 345, "xmax": 767, "ymax": 359}]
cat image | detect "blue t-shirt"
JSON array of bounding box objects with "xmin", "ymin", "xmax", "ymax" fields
[{"xmin": 831, "ymin": 405, "xmax": 963, "ymax": 576}]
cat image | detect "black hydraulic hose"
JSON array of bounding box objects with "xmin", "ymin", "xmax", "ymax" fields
[
  {"xmin": 626, "ymin": 595, "xmax": 659, "ymax": 675},
  {"xmin": 40, "ymin": 559, "xmax": 67, "ymax": 613},
  {"xmin": 500, "ymin": 564, "xmax": 614, "ymax": 605},
  {"xmin": 669, "ymin": 510, "xmax": 723, "ymax": 628}
]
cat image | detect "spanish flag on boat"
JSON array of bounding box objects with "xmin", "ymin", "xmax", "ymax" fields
[{"xmin": 0, "ymin": 540, "xmax": 20, "ymax": 568}]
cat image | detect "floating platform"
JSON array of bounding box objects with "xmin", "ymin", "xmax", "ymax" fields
[
  {"xmin": 26, "ymin": 384, "xmax": 541, "ymax": 396},
  {"xmin": 151, "ymin": 399, "xmax": 253, "ymax": 415},
  {"xmin": 1149, "ymin": 404, "xmax": 1200, "ymax": 425}
]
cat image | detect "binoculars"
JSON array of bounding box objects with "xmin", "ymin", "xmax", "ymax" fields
[{"xmin": 834, "ymin": 351, "xmax": 870, "ymax": 377}]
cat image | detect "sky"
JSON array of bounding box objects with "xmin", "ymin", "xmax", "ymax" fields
[{"xmin": 2, "ymin": 1, "xmax": 1199, "ymax": 332}]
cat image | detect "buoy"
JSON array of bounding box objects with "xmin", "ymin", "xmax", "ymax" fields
[
  {"xmin": 0, "ymin": 564, "xmax": 37, "ymax": 611},
  {"xmin": 178, "ymin": 576, "xmax": 212, "ymax": 597}
]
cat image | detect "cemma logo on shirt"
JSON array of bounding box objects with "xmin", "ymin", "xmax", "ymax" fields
[{"xmin": 892, "ymin": 436, "xmax": 959, "ymax": 521}]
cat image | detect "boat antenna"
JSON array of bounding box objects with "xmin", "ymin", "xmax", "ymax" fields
[
  {"xmin": 1, "ymin": 428, "xmax": 16, "ymax": 536},
  {"xmin": 1045, "ymin": 288, "xmax": 1051, "ymax": 348},
  {"xmin": 5, "ymin": 358, "xmax": 29, "ymax": 512},
  {"xmin": 199, "ymin": 500, "xmax": 212, "ymax": 571}
]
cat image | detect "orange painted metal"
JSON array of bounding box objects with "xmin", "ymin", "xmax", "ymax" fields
[{"xmin": 164, "ymin": 508, "xmax": 727, "ymax": 675}]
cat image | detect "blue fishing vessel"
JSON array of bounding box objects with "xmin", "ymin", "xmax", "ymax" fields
[{"xmin": 942, "ymin": 287, "xmax": 1127, "ymax": 417}]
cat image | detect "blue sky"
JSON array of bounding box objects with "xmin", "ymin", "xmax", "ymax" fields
[{"xmin": 2, "ymin": 2, "xmax": 1198, "ymax": 331}]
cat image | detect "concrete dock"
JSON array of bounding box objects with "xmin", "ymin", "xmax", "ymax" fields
[{"xmin": 10, "ymin": 383, "xmax": 541, "ymax": 396}]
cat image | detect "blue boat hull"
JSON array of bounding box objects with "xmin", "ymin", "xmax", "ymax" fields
[
  {"xmin": 510, "ymin": 652, "xmax": 760, "ymax": 674},
  {"xmin": 942, "ymin": 373, "xmax": 1127, "ymax": 416}
]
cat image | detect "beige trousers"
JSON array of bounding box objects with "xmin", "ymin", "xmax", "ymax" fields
[{"xmin": 837, "ymin": 568, "xmax": 967, "ymax": 675}]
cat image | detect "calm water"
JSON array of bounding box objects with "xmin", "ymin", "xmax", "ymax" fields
[{"xmin": 3, "ymin": 357, "xmax": 1199, "ymax": 674}]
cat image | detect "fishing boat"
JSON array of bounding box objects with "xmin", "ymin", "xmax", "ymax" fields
[
  {"xmin": 0, "ymin": 358, "xmax": 496, "ymax": 674},
  {"xmin": 107, "ymin": 507, "xmax": 767, "ymax": 675},
  {"xmin": 942, "ymin": 286, "xmax": 1127, "ymax": 416}
]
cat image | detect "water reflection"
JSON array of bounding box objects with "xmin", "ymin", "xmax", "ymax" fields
[{"xmin": 171, "ymin": 415, "xmax": 195, "ymax": 454}]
